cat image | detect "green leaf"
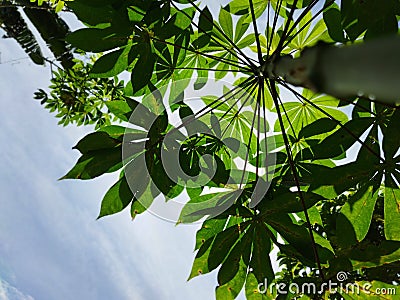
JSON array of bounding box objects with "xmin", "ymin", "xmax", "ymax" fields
[
  {"xmin": 302, "ymin": 117, "xmax": 374, "ymax": 160},
  {"xmin": 173, "ymin": 7, "xmax": 195, "ymax": 30},
  {"xmin": 217, "ymin": 240, "xmax": 243, "ymax": 285},
  {"xmin": 341, "ymin": 0, "xmax": 399, "ymax": 41},
  {"xmin": 99, "ymin": 125, "xmax": 134, "ymax": 138},
  {"xmin": 267, "ymin": 214, "xmax": 333, "ymax": 263},
  {"xmin": 188, "ymin": 238, "xmax": 213, "ymax": 280},
  {"xmin": 359, "ymin": 0, "xmax": 398, "ymax": 40},
  {"xmin": 298, "ymin": 118, "xmax": 338, "ymax": 139},
  {"xmin": 131, "ymin": 46, "xmax": 156, "ymax": 93},
  {"xmin": 236, "ymin": 34, "xmax": 256, "ymax": 49},
  {"xmin": 73, "ymin": 131, "xmax": 120, "ymax": 153},
  {"xmin": 258, "ymin": 190, "xmax": 324, "ymax": 215},
  {"xmin": 339, "ymin": 182, "xmax": 380, "ymax": 242},
  {"xmin": 302, "ymin": 162, "xmax": 372, "ymax": 199},
  {"xmin": 98, "ymin": 175, "xmax": 133, "ymax": 219},
  {"xmin": 273, "ymin": 91, "xmax": 348, "ymax": 136},
  {"xmin": 127, "ymin": 6, "xmax": 145, "ymax": 22},
  {"xmin": 195, "ymin": 218, "xmax": 227, "ymax": 250},
  {"xmin": 215, "ymin": 62, "xmax": 231, "ymax": 80},
  {"xmin": 216, "ymin": 260, "xmax": 247, "ymax": 300},
  {"xmin": 295, "ymin": 11, "xmax": 312, "ymax": 48},
  {"xmin": 383, "ymin": 109, "xmax": 400, "ymax": 159},
  {"xmin": 130, "ymin": 199, "xmax": 146, "ymax": 220},
  {"xmin": 61, "ymin": 148, "xmax": 122, "ymax": 180},
  {"xmin": 179, "ymin": 190, "xmax": 240, "ymax": 224},
  {"xmin": 227, "ymin": 0, "xmax": 268, "ymax": 18},
  {"xmin": 66, "ymin": 28, "xmax": 126, "ymax": 52},
  {"xmin": 68, "ymin": 1, "xmax": 115, "ymax": 26},
  {"xmin": 250, "ymin": 223, "xmax": 274, "ymax": 284},
  {"xmin": 218, "ymin": 9, "xmax": 234, "ymax": 39},
  {"xmin": 245, "ymin": 272, "xmax": 271, "ymax": 299},
  {"xmin": 323, "ymin": 3, "xmax": 346, "ymax": 42},
  {"xmin": 146, "ymin": 157, "xmax": 178, "ymax": 197},
  {"xmin": 350, "ymin": 241, "xmax": 400, "ymax": 269},
  {"xmin": 208, "ymin": 224, "xmax": 241, "ymax": 272},
  {"xmin": 384, "ymin": 177, "xmax": 400, "ymax": 240},
  {"xmin": 234, "ymin": 15, "xmax": 249, "ymax": 41},
  {"xmin": 106, "ymin": 98, "xmax": 156, "ymax": 130},
  {"xmin": 90, "ymin": 45, "xmax": 132, "ymax": 78},
  {"xmin": 199, "ymin": 7, "xmax": 213, "ymax": 33},
  {"xmin": 105, "ymin": 99, "xmax": 136, "ymax": 122}
]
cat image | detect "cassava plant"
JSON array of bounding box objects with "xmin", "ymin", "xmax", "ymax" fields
[{"xmin": 28, "ymin": 0, "xmax": 400, "ymax": 299}]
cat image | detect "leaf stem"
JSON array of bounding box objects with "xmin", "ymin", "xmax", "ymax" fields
[{"xmin": 267, "ymin": 78, "xmax": 325, "ymax": 281}]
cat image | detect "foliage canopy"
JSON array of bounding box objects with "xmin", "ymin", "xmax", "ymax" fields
[{"xmin": 3, "ymin": 0, "xmax": 400, "ymax": 299}]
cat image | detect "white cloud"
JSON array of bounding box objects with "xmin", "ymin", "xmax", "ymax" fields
[{"xmin": 0, "ymin": 279, "xmax": 34, "ymax": 300}]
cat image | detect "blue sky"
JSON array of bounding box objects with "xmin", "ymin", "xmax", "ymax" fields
[{"xmin": 0, "ymin": 22, "xmax": 227, "ymax": 300}]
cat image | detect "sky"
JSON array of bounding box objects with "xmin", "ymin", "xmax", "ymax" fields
[{"xmin": 0, "ymin": 14, "xmax": 239, "ymax": 300}]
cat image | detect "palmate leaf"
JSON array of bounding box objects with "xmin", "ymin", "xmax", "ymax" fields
[
  {"xmin": 62, "ymin": 125, "xmax": 143, "ymax": 181},
  {"xmin": 152, "ymin": 33, "xmax": 197, "ymax": 104},
  {"xmin": 66, "ymin": 0, "xmax": 192, "ymax": 96},
  {"xmin": 335, "ymin": 119, "xmax": 400, "ymax": 243},
  {"xmin": 272, "ymin": 89, "xmax": 348, "ymax": 136},
  {"xmin": 286, "ymin": 11, "xmax": 332, "ymax": 52},
  {"xmin": 200, "ymin": 86, "xmax": 265, "ymax": 155},
  {"xmin": 206, "ymin": 11, "xmax": 255, "ymax": 79},
  {"xmin": 190, "ymin": 217, "xmax": 274, "ymax": 297},
  {"xmin": 62, "ymin": 92, "xmax": 172, "ymax": 208}
]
